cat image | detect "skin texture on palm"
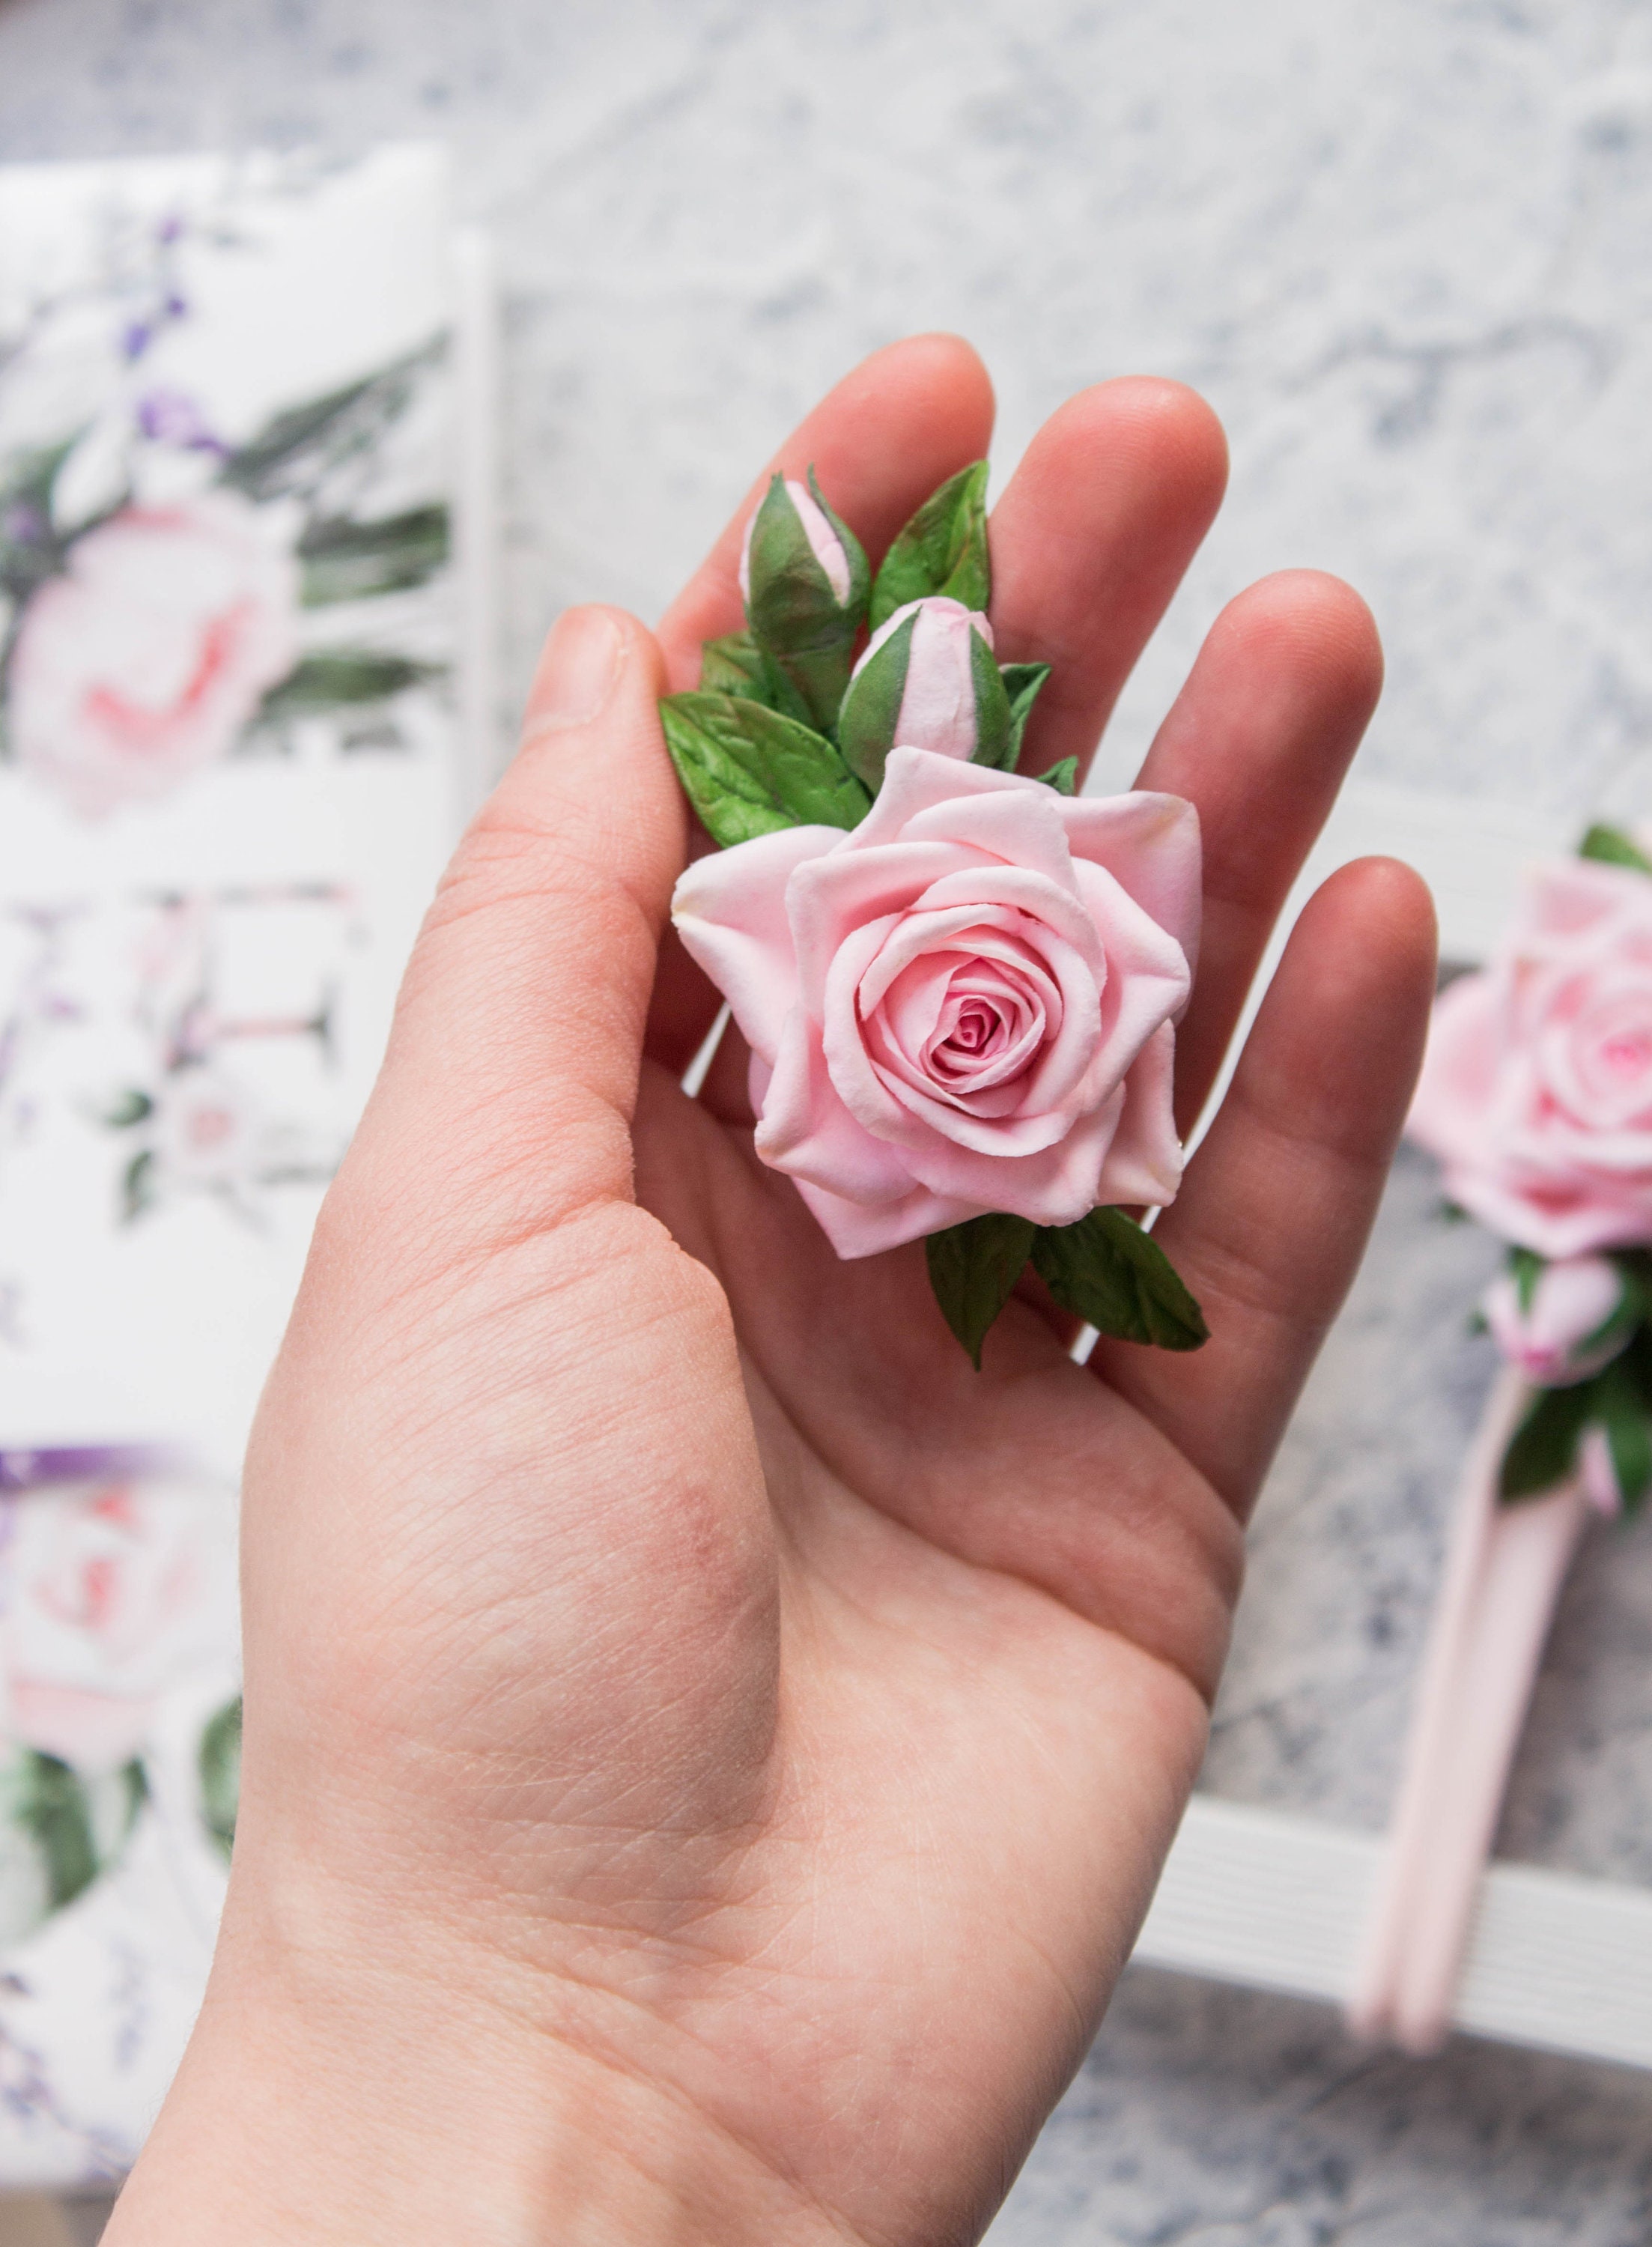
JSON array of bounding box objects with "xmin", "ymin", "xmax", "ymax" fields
[{"xmin": 106, "ymin": 338, "xmax": 1437, "ymax": 2247}]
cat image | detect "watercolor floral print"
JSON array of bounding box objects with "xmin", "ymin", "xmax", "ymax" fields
[
  {"xmin": 0, "ymin": 198, "xmax": 450, "ymax": 820},
  {"xmin": 98, "ymin": 883, "xmax": 354, "ymax": 1226},
  {"xmin": 0, "ymin": 1470, "xmax": 239, "ymax": 1926}
]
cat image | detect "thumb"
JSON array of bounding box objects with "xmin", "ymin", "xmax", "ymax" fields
[{"xmin": 343, "ymin": 604, "xmax": 686, "ymax": 1253}]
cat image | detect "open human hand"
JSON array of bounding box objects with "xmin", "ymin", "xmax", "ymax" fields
[{"xmin": 109, "ymin": 337, "xmax": 1436, "ymax": 2247}]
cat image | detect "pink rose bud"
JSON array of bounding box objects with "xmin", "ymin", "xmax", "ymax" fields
[
  {"xmin": 1481, "ymin": 1254, "xmax": 1633, "ymax": 1386},
  {"xmin": 739, "ymin": 477, "xmax": 854, "ymax": 607},
  {"xmin": 838, "ymin": 595, "xmax": 1012, "ymax": 792},
  {"xmin": 737, "ymin": 471, "xmax": 869, "ymax": 732}
]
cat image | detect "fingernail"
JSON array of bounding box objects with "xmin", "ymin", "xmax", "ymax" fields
[{"xmin": 532, "ymin": 606, "xmax": 623, "ymax": 730}]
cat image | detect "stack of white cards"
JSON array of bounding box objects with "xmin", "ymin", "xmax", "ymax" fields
[{"xmin": 0, "ymin": 143, "xmax": 496, "ymax": 2186}]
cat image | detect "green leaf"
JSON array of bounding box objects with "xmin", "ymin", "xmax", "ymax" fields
[
  {"xmin": 103, "ymin": 1087, "xmax": 154, "ymax": 1129},
  {"xmin": 925, "ymin": 1213, "xmax": 1036, "ymax": 1368},
  {"xmin": 1031, "ymin": 757, "xmax": 1078, "ymax": 795},
  {"xmin": 1591, "ymin": 1361, "xmax": 1652, "ymax": 1516},
  {"xmin": 660, "ymin": 692, "xmax": 871, "ymax": 846},
  {"xmin": 1509, "ymin": 1244, "xmax": 1544, "ymax": 1314},
  {"xmin": 1499, "ymin": 1380, "xmax": 1593, "ymax": 1500},
  {"xmin": 219, "ymin": 339, "xmax": 444, "ymax": 503},
  {"xmin": 1000, "ymin": 661, "xmax": 1051, "ymax": 768},
  {"xmin": 199, "ymin": 1696, "xmax": 242, "ymax": 1862},
  {"xmin": 837, "ymin": 611, "xmax": 916, "ymax": 792},
  {"xmin": 1031, "ymin": 1207, "xmax": 1209, "ymax": 1351},
  {"xmin": 121, "ymin": 1147, "xmax": 157, "ymax": 1223},
  {"xmin": 297, "ymin": 505, "xmax": 449, "ymax": 605},
  {"xmin": 870, "ymin": 460, "xmax": 991, "ymax": 631},
  {"xmin": 968, "ymin": 622, "xmax": 1014, "ymax": 768},
  {"xmin": 1579, "ymin": 823, "xmax": 1652, "ymax": 875},
  {"xmin": 14, "ymin": 1752, "xmax": 98, "ymax": 1910},
  {"xmin": 700, "ymin": 631, "xmax": 768, "ymax": 699},
  {"xmin": 696, "ymin": 634, "xmax": 816, "ymax": 725},
  {"xmin": 255, "ymin": 650, "xmax": 437, "ymax": 723}
]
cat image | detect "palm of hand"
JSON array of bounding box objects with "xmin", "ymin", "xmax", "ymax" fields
[{"xmin": 231, "ymin": 339, "xmax": 1434, "ymax": 2246}]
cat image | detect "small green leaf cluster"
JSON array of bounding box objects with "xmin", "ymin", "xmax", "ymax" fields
[
  {"xmin": 664, "ymin": 460, "xmax": 1209, "ymax": 1368},
  {"xmin": 1499, "ymin": 1251, "xmax": 1652, "ymax": 1511},
  {"xmin": 660, "ymin": 461, "xmax": 1064, "ymax": 851},
  {"xmin": 926, "ymin": 1207, "xmax": 1208, "ymax": 1368}
]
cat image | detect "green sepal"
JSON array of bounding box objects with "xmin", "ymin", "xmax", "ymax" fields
[
  {"xmin": 1499, "ymin": 1380, "xmax": 1593, "ymax": 1500},
  {"xmin": 1592, "ymin": 1359, "xmax": 1652, "ymax": 1516},
  {"xmin": 968, "ymin": 624, "xmax": 1014, "ymax": 769},
  {"xmin": 1579, "ymin": 823, "xmax": 1652, "ymax": 875},
  {"xmin": 1031, "ymin": 1207, "xmax": 1209, "ymax": 1351},
  {"xmin": 1000, "ymin": 661, "xmax": 1051, "ymax": 768},
  {"xmin": 1032, "ymin": 758, "xmax": 1078, "ymax": 795},
  {"xmin": 869, "ymin": 460, "xmax": 991, "ymax": 631},
  {"xmin": 199, "ymin": 1696, "xmax": 243, "ymax": 1861},
  {"xmin": 925, "ymin": 1213, "xmax": 1036, "ymax": 1368},
  {"xmin": 297, "ymin": 504, "xmax": 449, "ymax": 605},
  {"xmin": 660, "ymin": 691, "xmax": 871, "ymax": 846},
  {"xmin": 1508, "ymin": 1244, "xmax": 1544, "ymax": 1314},
  {"xmin": 837, "ymin": 613, "xmax": 916, "ymax": 792},
  {"xmin": 743, "ymin": 470, "xmax": 868, "ymax": 732}
]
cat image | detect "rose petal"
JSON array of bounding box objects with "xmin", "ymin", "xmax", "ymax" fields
[
  {"xmin": 1093, "ymin": 1022, "xmax": 1184, "ymax": 1205},
  {"xmin": 754, "ymin": 1008, "xmax": 923, "ymax": 1205},
  {"xmin": 1060, "ymin": 792, "xmax": 1203, "ymax": 974},
  {"xmin": 672, "ymin": 825, "xmax": 839, "ymax": 1061}
]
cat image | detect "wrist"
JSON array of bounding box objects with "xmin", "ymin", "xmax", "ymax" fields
[{"xmin": 104, "ymin": 1875, "xmax": 849, "ymax": 2247}]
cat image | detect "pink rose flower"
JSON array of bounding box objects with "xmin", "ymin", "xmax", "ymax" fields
[
  {"xmin": 842, "ymin": 595, "xmax": 998, "ymax": 764},
  {"xmin": 1410, "ymin": 859, "xmax": 1652, "ymax": 1255},
  {"xmin": 1, "ymin": 1477, "xmax": 237, "ymax": 1775},
  {"xmin": 672, "ymin": 746, "xmax": 1200, "ymax": 1256},
  {"xmin": 6, "ymin": 490, "xmax": 299, "ymax": 819},
  {"xmin": 1481, "ymin": 1253, "xmax": 1631, "ymax": 1385}
]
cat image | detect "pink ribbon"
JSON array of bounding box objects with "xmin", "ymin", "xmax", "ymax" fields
[{"xmin": 1348, "ymin": 1368, "xmax": 1593, "ymax": 2049}]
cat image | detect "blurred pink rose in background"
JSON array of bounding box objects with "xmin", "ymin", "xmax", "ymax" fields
[
  {"xmin": 6, "ymin": 490, "xmax": 298, "ymax": 819},
  {"xmin": 150, "ymin": 1064, "xmax": 263, "ymax": 1192},
  {"xmin": 1410, "ymin": 859, "xmax": 1652, "ymax": 1256},
  {"xmin": 1, "ymin": 1478, "xmax": 237, "ymax": 1775},
  {"xmin": 673, "ymin": 747, "xmax": 1199, "ymax": 1257}
]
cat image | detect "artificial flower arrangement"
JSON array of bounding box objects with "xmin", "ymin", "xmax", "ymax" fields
[
  {"xmin": 1411, "ymin": 823, "xmax": 1652, "ymax": 1514},
  {"xmin": 1352, "ymin": 822, "xmax": 1652, "ymax": 2052},
  {"xmin": 661, "ymin": 463, "xmax": 1209, "ymax": 1366}
]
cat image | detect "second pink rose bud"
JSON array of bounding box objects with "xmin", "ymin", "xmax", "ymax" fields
[
  {"xmin": 837, "ymin": 595, "xmax": 1012, "ymax": 790},
  {"xmin": 1481, "ymin": 1253, "xmax": 1636, "ymax": 1386}
]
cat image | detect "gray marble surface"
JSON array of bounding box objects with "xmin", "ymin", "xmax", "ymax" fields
[{"xmin": 6, "ymin": 0, "xmax": 1652, "ymax": 2237}]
